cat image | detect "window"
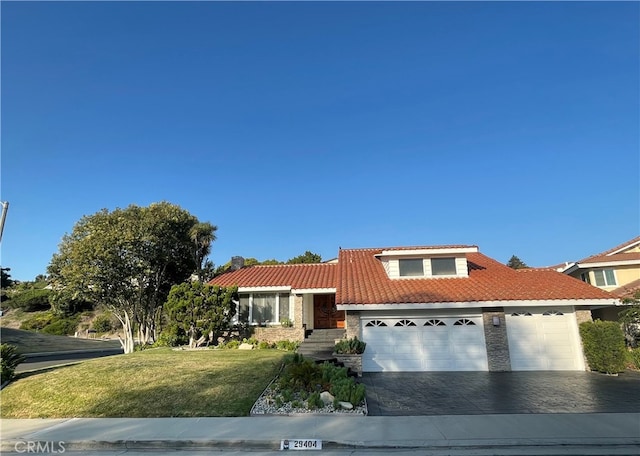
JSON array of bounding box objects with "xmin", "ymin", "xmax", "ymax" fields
[
  {"xmin": 238, "ymin": 292, "xmax": 291, "ymax": 325},
  {"xmin": 453, "ymin": 318, "xmax": 476, "ymax": 326},
  {"xmin": 510, "ymin": 312, "xmax": 532, "ymax": 317},
  {"xmin": 543, "ymin": 310, "xmax": 564, "ymax": 316},
  {"xmin": 252, "ymin": 293, "xmax": 276, "ymax": 324},
  {"xmin": 580, "ymin": 272, "xmax": 590, "ymax": 284},
  {"xmin": 399, "ymin": 259, "xmax": 424, "ymax": 277},
  {"xmin": 278, "ymin": 293, "xmax": 290, "ymax": 321},
  {"xmin": 394, "ymin": 319, "xmax": 416, "ymax": 327},
  {"xmin": 431, "ymin": 258, "xmax": 456, "ymax": 276},
  {"xmin": 424, "ymin": 319, "xmax": 446, "ymax": 326},
  {"xmin": 365, "ymin": 320, "xmax": 388, "ymax": 327},
  {"xmin": 593, "ymin": 269, "xmax": 616, "ymax": 287}
]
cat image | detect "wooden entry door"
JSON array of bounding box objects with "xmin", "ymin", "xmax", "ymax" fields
[{"xmin": 313, "ymin": 294, "xmax": 345, "ymax": 329}]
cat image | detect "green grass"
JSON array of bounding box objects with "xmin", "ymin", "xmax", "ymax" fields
[
  {"xmin": 0, "ymin": 327, "xmax": 121, "ymax": 354},
  {"xmin": 0, "ymin": 348, "xmax": 286, "ymax": 418}
]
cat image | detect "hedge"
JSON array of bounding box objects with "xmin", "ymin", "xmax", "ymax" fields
[{"xmin": 579, "ymin": 320, "xmax": 626, "ymax": 374}]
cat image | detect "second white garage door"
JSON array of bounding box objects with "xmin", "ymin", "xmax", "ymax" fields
[
  {"xmin": 505, "ymin": 307, "xmax": 584, "ymax": 371},
  {"xmin": 362, "ymin": 316, "xmax": 489, "ymax": 372}
]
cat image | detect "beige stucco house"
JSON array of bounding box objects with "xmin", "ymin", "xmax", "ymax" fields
[{"xmin": 558, "ymin": 236, "xmax": 640, "ymax": 320}]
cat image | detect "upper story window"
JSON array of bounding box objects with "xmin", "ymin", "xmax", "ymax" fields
[
  {"xmin": 399, "ymin": 259, "xmax": 424, "ymax": 277},
  {"xmin": 593, "ymin": 269, "xmax": 616, "ymax": 287},
  {"xmin": 580, "ymin": 272, "xmax": 590, "ymax": 284},
  {"xmin": 431, "ymin": 258, "xmax": 457, "ymax": 276}
]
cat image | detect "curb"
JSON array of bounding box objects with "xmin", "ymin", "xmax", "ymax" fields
[
  {"xmin": 23, "ymin": 348, "xmax": 123, "ymax": 359},
  {"xmin": 3, "ymin": 437, "xmax": 640, "ymax": 453}
]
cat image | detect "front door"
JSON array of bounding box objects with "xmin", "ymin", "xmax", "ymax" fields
[{"xmin": 313, "ymin": 294, "xmax": 345, "ymax": 329}]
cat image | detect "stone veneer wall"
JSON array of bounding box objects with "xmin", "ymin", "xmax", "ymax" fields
[
  {"xmin": 293, "ymin": 295, "xmax": 304, "ymax": 329},
  {"xmin": 482, "ymin": 309, "xmax": 511, "ymax": 372},
  {"xmin": 252, "ymin": 327, "xmax": 305, "ymax": 343},
  {"xmin": 333, "ymin": 354, "xmax": 363, "ymax": 377},
  {"xmin": 345, "ymin": 311, "xmax": 360, "ymax": 340},
  {"xmin": 574, "ymin": 308, "xmax": 593, "ymax": 371}
]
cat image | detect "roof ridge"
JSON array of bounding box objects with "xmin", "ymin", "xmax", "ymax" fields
[
  {"xmin": 239, "ymin": 262, "xmax": 335, "ymax": 268},
  {"xmin": 340, "ymin": 244, "xmax": 478, "ymax": 252}
]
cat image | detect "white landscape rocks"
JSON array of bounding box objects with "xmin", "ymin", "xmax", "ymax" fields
[{"xmin": 251, "ymin": 384, "xmax": 366, "ymax": 416}]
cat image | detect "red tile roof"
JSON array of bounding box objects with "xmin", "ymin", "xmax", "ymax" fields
[
  {"xmin": 610, "ymin": 278, "xmax": 640, "ymax": 300},
  {"xmin": 210, "ymin": 263, "xmax": 336, "ymax": 289},
  {"xmin": 580, "ymin": 252, "xmax": 640, "ymax": 264},
  {"xmin": 336, "ymin": 247, "xmax": 615, "ymax": 305},
  {"xmin": 579, "ymin": 236, "xmax": 640, "ymax": 263}
]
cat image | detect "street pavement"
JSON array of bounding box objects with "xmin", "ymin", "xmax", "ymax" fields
[{"xmin": 16, "ymin": 348, "xmax": 124, "ymax": 373}]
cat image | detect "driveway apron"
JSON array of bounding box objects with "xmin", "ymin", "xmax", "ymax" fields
[{"xmin": 361, "ymin": 370, "xmax": 640, "ymax": 416}]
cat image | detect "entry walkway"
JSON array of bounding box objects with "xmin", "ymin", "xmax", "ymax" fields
[{"xmin": 361, "ymin": 371, "xmax": 640, "ymax": 415}]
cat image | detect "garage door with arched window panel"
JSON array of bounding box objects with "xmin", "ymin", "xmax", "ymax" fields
[{"xmin": 361, "ymin": 316, "xmax": 488, "ymax": 372}]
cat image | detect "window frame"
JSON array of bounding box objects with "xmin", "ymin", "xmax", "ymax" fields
[
  {"xmin": 431, "ymin": 257, "xmax": 457, "ymax": 276},
  {"xmin": 398, "ymin": 258, "xmax": 425, "ymax": 277},
  {"xmin": 593, "ymin": 268, "xmax": 617, "ymax": 287}
]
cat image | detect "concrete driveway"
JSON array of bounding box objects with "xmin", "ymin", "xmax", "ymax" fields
[{"xmin": 361, "ymin": 370, "xmax": 640, "ymax": 416}]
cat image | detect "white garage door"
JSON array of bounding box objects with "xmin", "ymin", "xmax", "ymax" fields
[
  {"xmin": 362, "ymin": 316, "xmax": 488, "ymax": 372},
  {"xmin": 506, "ymin": 307, "xmax": 584, "ymax": 371}
]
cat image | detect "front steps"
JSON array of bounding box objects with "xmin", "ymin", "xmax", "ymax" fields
[{"xmin": 296, "ymin": 329, "xmax": 345, "ymax": 361}]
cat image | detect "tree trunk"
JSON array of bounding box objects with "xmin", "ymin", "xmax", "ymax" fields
[{"xmin": 115, "ymin": 311, "xmax": 135, "ymax": 354}]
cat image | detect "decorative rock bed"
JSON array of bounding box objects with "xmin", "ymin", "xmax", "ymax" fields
[{"xmin": 251, "ymin": 380, "xmax": 367, "ymax": 416}]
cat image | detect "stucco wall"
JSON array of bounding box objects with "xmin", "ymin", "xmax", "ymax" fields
[{"xmin": 482, "ymin": 309, "xmax": 511, "ymax": 372}]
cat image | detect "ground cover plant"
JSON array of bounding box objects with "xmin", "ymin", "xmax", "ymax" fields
[{"xmin": 0, "ymin": 348, "xmax": 285, "ymax": 418}]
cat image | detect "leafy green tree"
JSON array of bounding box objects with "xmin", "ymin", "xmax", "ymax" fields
[
  {"xmin": 506, "ymin": 255, "xmax": 528, "ymax": 269},
  {"xmin": 47, "ymin": 202, "xmax": 209, "ymax": 353},
  {"xmin": 286, "ymin": 251, "xmax": 322, "ymax": 264},
  {"xmin": 1, "ymin": 267, "xmax": 14, "ymax": 289},
  {"xmin": 165, "ymin": 282, "xmax": 237, "ymax": 348}
]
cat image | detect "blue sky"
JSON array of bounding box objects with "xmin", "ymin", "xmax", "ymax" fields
[{"xmin": 2, "ymin": 1, "xmax": 638, "ymax": 282}]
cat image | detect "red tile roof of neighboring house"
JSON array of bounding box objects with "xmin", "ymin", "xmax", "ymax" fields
[
  {"xmin": 579, "ymin": 236, "xmax": 640, "ymax": 263},
  {"xmin": 336, "ymin": 247, "xmax": 615, "ymax": 305},
  {"xmin": 610, "ymin": 278, "xmax": 640, "ymax": 300},
  {"xmin": 209, "ymin": 263, "xmax": 336, "ymax": 290},
  {"xmin": 580, "ymin": 252, "xmax": 640, "ymax": 264}
]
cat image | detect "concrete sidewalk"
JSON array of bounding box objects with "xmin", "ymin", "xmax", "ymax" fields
[{"xmin": 1, "ymin": 413, "xmax": 639, "ymax": 452}]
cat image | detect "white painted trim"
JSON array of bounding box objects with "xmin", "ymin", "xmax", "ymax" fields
[
  {"xmin": 291, "ymin": 288, "xmax": 336, "ymax": 294},
  {"xmin": 338, "ymin": 298, "xmax": 618, "ymax": 311},
  {"xmin": 238, "ymin": 286, "xmax": 291, "ymax": 292},
  {"xmin": 376, "ymin": 247, "xmax": 478, "ymax": 257},
  {"xmin": 608, "ymin": 239, "xmax": 640, "ymax": 256},
  {"xmin": 576, "ymin": 259, "xmax": 640, "ymax": 268}
]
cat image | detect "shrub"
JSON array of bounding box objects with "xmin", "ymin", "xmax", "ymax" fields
[
  {"xmin": 243, "ymin": 337, "xmax": 259, "ymax": 346},
  {"xmin": 1, "ymin": 344, "xmax": 25, "ymax": 383},
  {"xmin": 7, "ymin": 289, "xmax": 51, "ymax": 312},
  {"xmin": 280, "ymin": 318, "xmax": 293, "ymax": 328},
  {"xmin": 20, "ymin": 312, "xmax": 55, "ymax": 331},
  {"xmin": 579, "ymin": 320, "xmax": 627, "ymax": 374},
  {"xmin": 334, "ymin": 337, "xmax": 366, "ymax": 355},
  {"xmin": 92, "ymin": 314, "xmax": 114, "ymax": 333},
  {"xmin": 329, "ymin": 376, "xmax": 366, "ymax": 405},
  {"xmin": 258, "ymin": 341, "xmax": 273, "ymax": 350},
  {"xmin": 275, "ymin": 340, "xmax": 299, "ymax": 351},
  {"xmin": 20, "ymin": 312, "xmax": 79, "ymax": 335},
  {"xmin": 41, "ymin": 315, "xmax": 80, "ymax": 336},
  {"xmin": 627, "ymin": 348, "xmax": 640, "ymax": 370},
  {"xmin": 306, "ymin": 391, "xmax": 323, "ymax": 410},
  {"xmin": 154, "ymin": 324, "xmax": 188, "ymax": 347},
  {"xmin": 279, "ymin": 357, "xmax": 322, "ymax": 392},
  {"xmin": 224, "ymin": 340, "xmax": 241, "ymax": 350}
]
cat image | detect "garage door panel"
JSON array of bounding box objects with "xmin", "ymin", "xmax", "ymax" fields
[
  {"xmin": 362, "ymin": 316, "xmax": 488, "ymax": 372},
  {"xmin": 506, "ymin": 308, "xmax": 583, "ymax": 371}
]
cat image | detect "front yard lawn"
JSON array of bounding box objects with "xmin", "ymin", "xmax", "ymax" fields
[{"xmin": 0, "ymin": 348, "xmax": 286, "ymax": 418}]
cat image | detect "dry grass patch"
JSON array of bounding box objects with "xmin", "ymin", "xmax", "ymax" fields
[{"xmin": 1, "ymin": 348, "xmax": 286, "ymax": 418}]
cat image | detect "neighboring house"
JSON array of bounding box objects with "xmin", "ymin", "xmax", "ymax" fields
[
  {"xmin": 211, "ymin": 244, "xmax": 617, "ymax": 373},
  {"xmin": 558, "ymin": 236, "xmax": 640, "ymax": 320}
]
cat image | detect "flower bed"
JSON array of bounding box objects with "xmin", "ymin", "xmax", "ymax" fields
[{"xmin": 250, "ymin": 354, "xmax": 367, "ymax": 416}]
